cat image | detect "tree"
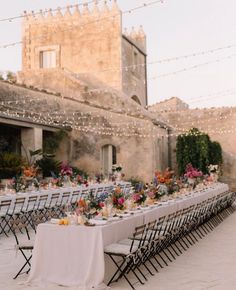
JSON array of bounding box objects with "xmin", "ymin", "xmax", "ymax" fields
[{"xmin": 176, "ymin": 128, "xmax": 222, "ymax": 175}]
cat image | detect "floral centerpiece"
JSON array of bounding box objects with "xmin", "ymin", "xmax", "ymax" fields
[
  {"xmin": 11, "ymin": 176, "xmax": 27, "ymax": 193},
  {"xmin": 22, "ymin": 166, "xmax": 38, "ymax": 179},
  {"xmin": 208, "ymin": 164, "xmax": 220, "ymax": 182},
  {"xmin": 112, "ymin": 164, "xmax": 123, "ymax": 181},
  {"xmin": 87, "ymin": 191, "xmax": 109, "ymax": 212},
  {"xmin": 132, "ymin": 190, "xmax": 147, "ymax": 206},
  {"xmin": 184, "ymin": 163, "xmax": 203, "ymax": 187},
  {"xmin": 111, "ymin": 187, "xmax": 126, "ymax": 210},
  {"xmin": 59, "ymin": 163, "xmax": 73, "ymax": 186}
]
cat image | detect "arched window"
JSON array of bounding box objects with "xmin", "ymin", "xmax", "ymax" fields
[
  {"xmin": 131, "ymin": 95, "xmax": 142, "ymax": 105},
  {"xmin": 101, "ymin": 145, "xmax": 117, "ymax": 177}
]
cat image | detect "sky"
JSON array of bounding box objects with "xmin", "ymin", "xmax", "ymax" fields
[{"xmin": 0, "ymin": 0, "xmax": 236, "ymax": 108}]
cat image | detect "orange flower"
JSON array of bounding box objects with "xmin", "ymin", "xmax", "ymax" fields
[
  {"xmin": 114, "ymin": 187, "xmax": 121, "ymax": 194},
  {"xmin": 78, "ymin": 199, "xmax": 87, "ymax": 209},
  {"xmin": 23, "ymin": 166, "xmax": 37, "ymax": 177},
  {"xmin": 159, "ymin": 177, "xmax": 165, "ymax": 183}
]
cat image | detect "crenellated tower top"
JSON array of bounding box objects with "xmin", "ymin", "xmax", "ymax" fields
[
  {"xmin": 123, "ymin": 25, "xmax": 146, "ymax": 52},
  {"xmin": 22, "ymin": 0, "xmax": 120, "ymax": 25},
  {"xmin": 20, "ymin": 0, "xmax": 147, "ymax": 107}
]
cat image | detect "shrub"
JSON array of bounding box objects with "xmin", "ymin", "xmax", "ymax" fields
[
  {"xmin": 0, "ymin": 152, "xmax": 24, "ymax": 179},
  {"xmin": 176, "ymin": 128, "xmax": 223, "ymax": 175}
]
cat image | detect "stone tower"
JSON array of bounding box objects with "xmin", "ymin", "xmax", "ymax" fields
[{"xmin": 20, "ymin": 0, "xmax": 147, "ymax": 107}]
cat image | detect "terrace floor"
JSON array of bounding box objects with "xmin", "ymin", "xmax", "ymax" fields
[{"xmin": 1, "ymin": 211, "xmax": 236, "ymax": 290}]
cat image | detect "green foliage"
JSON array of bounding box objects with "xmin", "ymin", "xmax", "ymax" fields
[
  {"xmin": 71, "ymin": 166, "xmax": 88, "ymax": 179},
  {"xmin": 0, "ymin": 152, "xmax": 25, "ymax": 179},
  {"xmin": 209, "ymin": 141, "xmax": 223, "ymax": 165},
  {"xmin": 43, "ymin": 129, "xmax": 67, "ymax": 154},
  {"xmin": 36, "ymin": 156, "xmax": 61, "ymax": 178},
  {"xmin": 6, "ymin": 71, "xmax": 16, "ymax": 83},
  {"xmin": 127, "ymin": 177, "xmax": 143, "ymax": 188},
  {"xmin": 31, "ymin": 130, "xmax": 68, "ymax": 178},
  {"xmin": 176, "ymin": 128, "xmax": 223, "ymax": 175}
]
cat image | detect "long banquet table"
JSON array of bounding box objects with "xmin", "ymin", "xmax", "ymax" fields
[
  {"xmin": 0, "ymin": 181, "xmax": 130, "ymax": 212},
  {"xmin": 27, "ymin": 183, "xmax": 229, "ymax": 289}
]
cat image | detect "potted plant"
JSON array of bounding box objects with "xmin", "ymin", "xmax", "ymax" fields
[{"xmin": 0, "ymin": 152, "xmax": 24, "ymax": 184}]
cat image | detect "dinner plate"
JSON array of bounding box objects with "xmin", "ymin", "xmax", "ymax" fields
[{"xmin": 50, "ymin": 218, "xmax": 60, "ymax": 224}]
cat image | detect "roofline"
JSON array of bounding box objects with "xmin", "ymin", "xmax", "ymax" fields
[{"xmin": 122, "ymin": 34, "xmax": 147, "ymax": 56}]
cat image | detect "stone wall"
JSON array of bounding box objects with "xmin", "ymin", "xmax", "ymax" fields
[
  {"xmin": 150, "ymin": 100, "xmax": 236, "ymax": 187},
  {"xmin": 122, "ymin": 31, "xmax": 147, "ymax": 107},
  {"xmin": 0, "ymin": 80, "xmax": 169, "ymax": 182}
]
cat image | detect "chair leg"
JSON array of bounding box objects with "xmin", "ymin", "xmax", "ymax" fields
[{"xmin": 13, "ymin": 254, "xmax": 32, "ymax": 279}]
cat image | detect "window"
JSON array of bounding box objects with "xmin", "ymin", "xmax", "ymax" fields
[
  {"xmin": 40, "ymin": 50, "xmax": 56, "ymax": 69},
  {"xmin": 132, "ymin": 50, "xmax": 139, "ymax": 74},
  {"xmin": 101, "ymin": 145, "xmax": 117, "ymax": 177},
  {"xmin": 131, "ymin": 95, "xmax": 142, "ymax": 105}
]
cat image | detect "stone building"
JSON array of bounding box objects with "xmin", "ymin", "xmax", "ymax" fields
[
  {"xmin": 0, "ymin": 1, "xmax": 170, "ymax": 182},
  {"xmin": 18, "ymin": 0, "xmax": 147, "ymax": 107},
  {"xmin": 149, "ymin": 97, "xmax": 236, "ymax": 188}
]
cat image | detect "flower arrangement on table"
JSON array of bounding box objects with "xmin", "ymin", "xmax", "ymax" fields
[
  {"xmin": 111, "ymin": 187, "xmax": 126, "ymax": 210},
  {"xmin": 22, "ymin": 166, "xmax": 38, "ymax": 179},
  {"xmin": 11, "ymin": 176, "xmax": 27, "ymax": 193},
  {"xmin": 87, "ymin": 190, "xmax": 109, "ymax": 212},
  {"xmin": 155, "ymin": 168, "xmax": 175, "ymax": 196},
  {"xmin": 184, "ymin": 164, "xmax": 203, "ymax": 179},
  {"xmin": 208, "ymin": 164, "xmax": 220, "ymax": 182},
  {"xmin": 132, "ymin": 190, "xmax": 147, "ymax": 206},
  {"xmin": 184, "ymin": 164, "xmax": 203, "ymax": 187}
]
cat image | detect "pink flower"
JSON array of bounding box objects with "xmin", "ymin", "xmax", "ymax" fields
[
  {"xmin": 133, "ymin": 194, "xmax": 141, "ymax": 202},
  {"xmin": 118, "ymin": 197, "xmax": 125, "ymax": 205},
  {"xmin": 148, "ymin": 191, "xmax": 155, "ymax": 199},
  {"xmin": 99, "ymin": 202, "xmax": 105, "ymax": 208},
  {"xmin": 60, "ymin": 162, "xmax": 73, "ymax": 176}
]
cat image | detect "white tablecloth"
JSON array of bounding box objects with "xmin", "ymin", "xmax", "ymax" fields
[
  {"xmin": 27, "ymin": 183, "xmax": 229, "ymax": 289},
  {"xmin": 0, "ymin": 181, "xmax": 130, "ymax": 213}
]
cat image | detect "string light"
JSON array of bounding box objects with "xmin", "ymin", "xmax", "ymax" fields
[
  {"xmin": 150, "ymin": 52, "xmax": 236, "ymax": 79},
  {"xmin": 149, "ymin": 88, "xmax": 236, "ymax": 113},
  {"xmin": 1, "ymin": 92, "xmax": 236, "ymax": 139},
  {"xmin": 0, "ymin": 0, "xmax": 164, "ymax": 49},
  {"xmin": 0, "ymin": 0, "xmax": 105, "ymax": 23}
]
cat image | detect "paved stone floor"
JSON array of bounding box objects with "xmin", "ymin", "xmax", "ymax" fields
[{"xmin": 1, "ymin": 211, "xmax": 236, "ymax": 290}]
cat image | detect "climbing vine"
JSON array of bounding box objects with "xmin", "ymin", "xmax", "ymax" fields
[{"xmin": 176, "ymin": 128, "xmax": 222, "ymax": 175}]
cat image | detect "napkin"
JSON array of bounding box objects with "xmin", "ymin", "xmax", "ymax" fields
[
  {"xmin": 89, "ymin": 219, "xmax": 108, "ymax": 226},
  {"xmin": 50, "ymin": 218, "xmax": 60, "ymax": 224}
]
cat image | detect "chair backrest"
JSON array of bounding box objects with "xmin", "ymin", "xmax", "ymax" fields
[
  {"xmin": 81, "ymin": 188, "xmax": 89, "ymax": 198},
  {"xmin": 131, "ymin": 224, "xmax": 147, "ymax": 250},
  {"xmin": 60, "ymin": 191, "xmax": 71, "ymax": 206},
  {"xmin": 12, "ymin": 197, "xmax": 26, "ymax": 214},
  {"xmin": 96, "ymin": 187, "xmax": 105, "ymax": 194},
  {"xmin": 24, "ymin": 195, "xmax": 38, "ymax": 212},
  {"xmin": 146, "ymin": 220, "xmax": 157, "ymax": 241},
  {"xmin": 47, "ymin": 193, "xmax": 60, "ymax": 208},
  {"xmin": 90, "ymin": 188, "xmax": 97, "ymax": 195},
  {"xmin": 10, "ymin": 215, "xmax": 30, "ymax": 244},
  {"xmin": 0, "ymin": 199, "xmax": 12, "ymax": 215},
  {"xmin": 36, "ymin": 194, "xmax": 48, "ymax": 210},
  {"xmin": 154, "ymin": 216, "xmax": 166, "ymax": 237},
  {"xmin": 71, "ymin": 190, "xmax": 81, "ymax": 204}
]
